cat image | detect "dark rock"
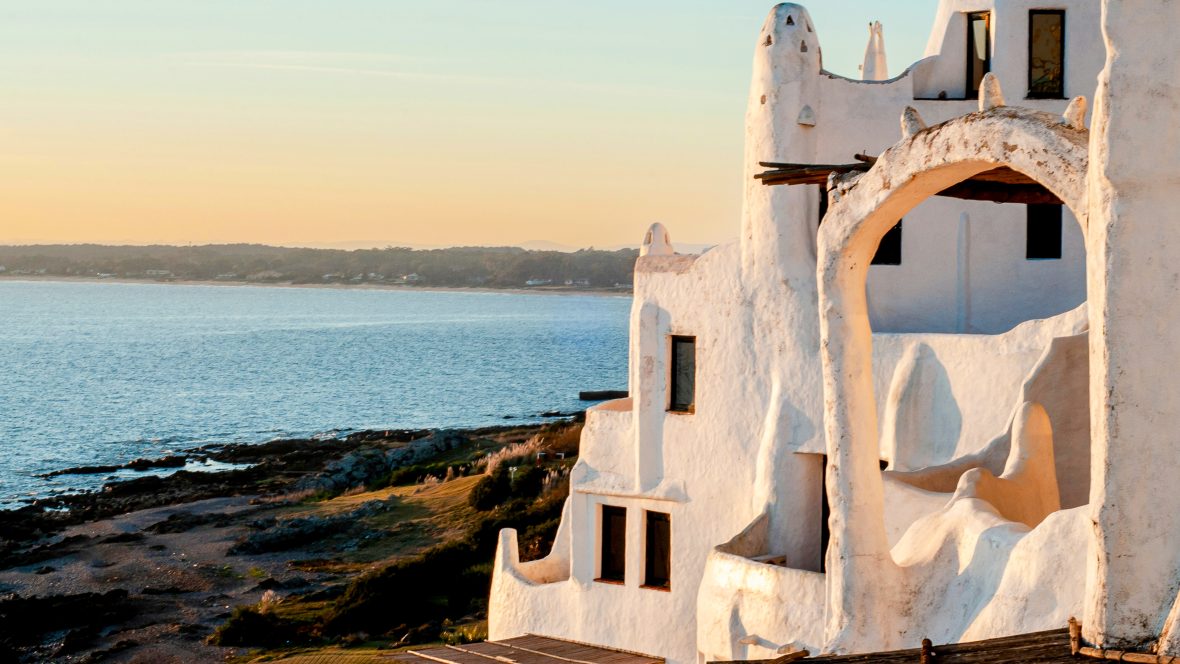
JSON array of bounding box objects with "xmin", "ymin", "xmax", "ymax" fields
[
  {"xmin": 141, "ymin": 586, "xmax": 191, "ymax": 595},
  {"xmin": 100, "ymin": 532, "xmax": 144, "ymax": 544},
  {"xmin": 0, "ymin": 534, "xmax": 93, "ymax": 571},
  {"xmin": 0, "ymin": 590, "xmax": 137, "ymax": 645},
  {"xmin": 227, "ymin": 501, "xmax": 388, "ymax": 555},
  {"xmin": 578, "ymin": 390, "xmax": 628, "ymax": 401},
  {"xmin": 125, "ymin": 455, "xmax": 187, "ymax": 471},
  {"xmin": 42, "ymin": 464, "xmax": 121, "ymax": 477},
  {"xmin": 32, "ymin": 566, "xmax": 53, "ymax": 575},
  {"xmin": 145, "ymin": 511, "xmax": 224, "ymax": 534}
]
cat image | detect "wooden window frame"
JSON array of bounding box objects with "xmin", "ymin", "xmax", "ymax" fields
[
  {"xmin": 668, "ymin": 335, "xmax": 696, "ymax": 414},
  {"xmin": 596, "ymin": 504, "xmax": 627, "ymax": 584},
  {"xmin": 1028, "ymin": 9, "xmax": 1066, "ymax": 99},
  {"xmin": 966, "ymin": 11, "xmax": 992, "ymax": 100},
  {"xmin": 642, "ymin": 510, "xmax": 672, "ymax": 591}
]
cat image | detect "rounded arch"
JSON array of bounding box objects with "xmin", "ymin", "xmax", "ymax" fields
[{"xmin": 814, "ymin": 106, "xmax": 1090, "ymax": 652}]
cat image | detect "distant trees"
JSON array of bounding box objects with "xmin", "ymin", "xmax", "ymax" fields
[{"xmin": 0, "ymin": 244, "xmax": 638, "ymax": 290}]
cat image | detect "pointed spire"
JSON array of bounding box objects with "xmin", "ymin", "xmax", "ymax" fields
[
  {"xmin": 862, "ymin": 21, "xmax": 889, "ymax": 81},
  {"xmin": 901, "ymin": 106, "xmax": 927, "ymax": 138},
  {"xmin": 979, "ymin": 73, "xmax": 1005, "ymax": 111},
  {"xmin": 1062, "ymin": 96, "xmax": 1088, "ymax": 130}
]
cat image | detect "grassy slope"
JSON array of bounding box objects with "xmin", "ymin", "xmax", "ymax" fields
[{"xmin": 223, "ymin": 423, "xmax": 578, "ymax": 662}]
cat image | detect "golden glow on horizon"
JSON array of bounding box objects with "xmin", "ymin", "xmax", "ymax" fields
[{"xmin": 0, "ymin": 1, "xmax": 932, "ymax": 249}]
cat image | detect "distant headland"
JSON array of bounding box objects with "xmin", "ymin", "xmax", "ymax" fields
[{"xmin": 0, "ymin": 244, "xmax": 639, "ymax": 292}]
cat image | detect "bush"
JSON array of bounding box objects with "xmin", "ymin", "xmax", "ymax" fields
[
  {"xmin": 468, "ymin": 467, "xmax": 511, "ymax": 511},
  {"xmin": 208, "ymin": 606, "xmax": 306, "ymax": 648},
  {"xmin": 510, "ymin": 466, "xmax": 545, "ymax": 499},
  {"xmin": 441, "ymin": 621, "xmax": 488, "ymax": 645}
]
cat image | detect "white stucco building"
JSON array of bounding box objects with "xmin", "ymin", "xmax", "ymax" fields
[{"xmin": 487, "ymin": 1, "xmax": 1180, "ymax": 662}]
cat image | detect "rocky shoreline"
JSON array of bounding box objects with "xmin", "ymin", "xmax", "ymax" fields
[{"xmin": 0, "ymin": 418, "xmax": 579, "ymax": 662}]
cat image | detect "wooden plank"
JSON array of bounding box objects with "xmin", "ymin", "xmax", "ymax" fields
[
  {"xmin": 498, "ymin": 635, "xmax": 662, "ymax": 664},
  {"xmin": 715, "ymin": 629, "xmax": 1073, "ymax": 664}
]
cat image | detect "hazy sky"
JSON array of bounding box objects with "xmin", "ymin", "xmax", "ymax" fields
[{"xmin": 0, "ymin": 1, "xmax": 938, "ymax": 249}]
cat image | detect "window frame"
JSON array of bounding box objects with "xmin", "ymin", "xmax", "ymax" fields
[
  {"xmin": 1028, "ymin": 9, "xmax": 1067, "ymax": 99},
  {"xmin": 642, "ymin": 510, "xmax": 672, "ymax": 591},
  {"xmin": 966, "ymin": 11, "xmax": 992, "ymax": 100},
  {"xmin": 596, "ymin": 504, "xmax": 627, "ymax": 584},
  {"xmin": 668, "ymin": 335, "xmax": 696, "ymax": 414}
]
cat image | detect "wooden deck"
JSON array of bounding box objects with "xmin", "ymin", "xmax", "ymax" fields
[
  {"xmin": 393, "ymin": 635, "xmax": 664, "ymax": 664},
  {"xmin": 713, "ymin": 628, "xmax": 1075, "ymax": 664}
]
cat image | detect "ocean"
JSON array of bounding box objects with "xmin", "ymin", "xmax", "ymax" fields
[{"xmin": 0, "ymin": 280, "xmax": 630, "ymax": 508}]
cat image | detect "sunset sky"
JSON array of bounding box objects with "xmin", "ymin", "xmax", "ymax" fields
[{"xmin": 0, "ymin": 2, "xmax": 936, "ymax": 249}]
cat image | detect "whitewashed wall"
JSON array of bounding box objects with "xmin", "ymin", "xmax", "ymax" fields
[{"xmin": 490, "ymin": 2, "xmax": 1106, "ymax": 661}]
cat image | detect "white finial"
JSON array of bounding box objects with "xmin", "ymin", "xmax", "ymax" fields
[
  {"xmin": 979, "ymin": 73, "xmax": 1005, "ymax": 111},
  {"xmin": 901, "ymin": 106, "xmax": 927, "ymax": 138},
  {"xmin": 1062, "ymin": 96, "xmax": 1088, "ymax": 130},
  {"xmin": 861, "ymin": 21, "xmax": 889, "ymax": 81},
  {"xmin": 640, "ymin": 222, "xmax": 674, "ymax": 257}
]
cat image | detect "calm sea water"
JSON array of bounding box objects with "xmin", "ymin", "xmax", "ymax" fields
[{"xmin": 0, "ymin": 280, "xmax": 630, "ymax": 508}]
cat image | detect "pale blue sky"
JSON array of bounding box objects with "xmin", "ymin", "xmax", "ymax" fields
[{"xmin": 0, "ymin": 1, "xmax": 939, "ymax": 248}]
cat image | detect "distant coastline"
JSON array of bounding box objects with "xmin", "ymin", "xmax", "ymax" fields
[
  {"xmin": 0, "ymin": 243, "xmax": 640, "ymax": 292},
  {"xmin": 0, "ymin": 274, "xmax": 632, "ymax": 297}
]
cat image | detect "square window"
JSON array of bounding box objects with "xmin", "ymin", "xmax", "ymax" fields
[
  {"xmin": 643, "ymin": 511, "xmax": 671, "ymax": 590},
  {"xmin": 669, "ymin": 336, "xmax": 696, "ymax": 413},
  {"xmin": 598, "ymin": 505, "xmax": 627, "ymax": 583},
  {"xmin": 1027, "ymin": 204, "xmax": 1063, "ymax": 259}
]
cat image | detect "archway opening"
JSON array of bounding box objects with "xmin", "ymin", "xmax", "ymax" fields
[{"xmin": 817, "ymin": 109, "xmax": 1093, "ymax": 566}]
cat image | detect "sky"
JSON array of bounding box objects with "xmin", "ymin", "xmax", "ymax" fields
[{"xmin": 0, "ymin": 1, "xmax": 938, "ymax": 249}]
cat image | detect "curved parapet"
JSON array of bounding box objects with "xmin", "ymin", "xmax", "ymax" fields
[
  {"xmin": 489, "ymin": 498, "xmax": 574, "ymax": 640},
  {"xmin": 952, "ymin": 402, "xmax": 1060, "ymax": 529},
  {"xmin": 697, "ymin": 513, "xmax": 825, "ymax": 661}
]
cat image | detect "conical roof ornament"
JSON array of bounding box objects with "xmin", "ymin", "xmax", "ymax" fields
[{"xmin": 862, "ymin": 21, "xmax": 889, "ymax": 81}]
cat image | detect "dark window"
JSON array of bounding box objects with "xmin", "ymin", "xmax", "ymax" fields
[
  {"xmin": 820, "ymin": 455, "xmax": 830, "ymax": 573},
  {"xmin": 1027, "ymin": 204, "xmax": 1063, "ymax": 259},
  {"xmin": 967, "ymin": 12, "xmax": 992, "ymax": 98},
  {"xmin": 669, "ymin": 336, "xmax": 695, "ymax": 413},
  {"xmin": 643, "ymin": 511, "xmax": 671, "ymax": 589},
  {"xmin": 872, "ymin": 221, "xmax": 903, "ymax": 265},
  {"xmin": 599, "ymin": 505, "xmax": 626, "ymax": 583},
  {"xmin": 1029, "ymin": 10, "xmax": 1065, "ymax": 98},
  {"xmin": 818, "ymin": 185, "xmax": 829, "ymax": 227}
]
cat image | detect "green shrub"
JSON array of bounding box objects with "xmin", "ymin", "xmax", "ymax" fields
[
  {"xmin": 510, "ymin": 465, "xmax": 545, "ymax": 499},
  {"xmin": 208, "ymin": 606, "xmax": 307, "ymax": 648},
  {"xmin": 468, "ymin": 467, "xmax": 510, "ymax": 511},
  {"xmin": 441, "ymin": 621, "xmax": 488, "ymax": 645}
]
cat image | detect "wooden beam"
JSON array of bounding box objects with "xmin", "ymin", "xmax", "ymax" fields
[{"xmin": 936, "ymin": 181, "xmax": 1063, "ymax": 205}]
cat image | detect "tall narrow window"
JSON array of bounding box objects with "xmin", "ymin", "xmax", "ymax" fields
[
  {"xmin": 669, "ymin": 336, "xmax": 696, "ymax": 413},
  {"xmin": 820, "ymin": 455, "xmax": 830, "ymax": 573},
  {"xmin": 817, "ymin": 185, "xmax": 829, "ymax": 227},
  {"xmin": 967, "ymin": 12, "xmax": 992, "ymax": 98},
  {"xmin": 599, "ymin": 505, "xmax": 626, "ymax": 583},
  {"xmin": 643, "ymin": 511, "xmax": 671, "ymax": 590},
  {"xmin": 872, "ymin": 221, "xmax": 903, "ymax": 265},
  {"xmin": 1027, "ymin": 204, "xmax": 1063, "ymax": 259},
  {"xmin": 1029, "ymin": 10, "xmax": 1065, "ymax": 98}
]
